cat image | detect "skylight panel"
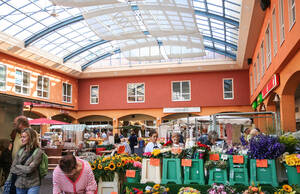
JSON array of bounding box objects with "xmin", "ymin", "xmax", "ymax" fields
[
  {"xmin": 0, "ymin": 20, "xmax": 13, "ymax": 31},
  {"xmin": 14, "ymin": 30, "xmax": 33, "ymax": 40}
]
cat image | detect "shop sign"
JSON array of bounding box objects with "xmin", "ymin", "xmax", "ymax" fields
[
  {"xmin": 163, "ymin": 107, "xmax": 201, "ymax": 113},
  {"xmin": 262, "ymin": 74, "xmax": 279, "ymax": 99}
]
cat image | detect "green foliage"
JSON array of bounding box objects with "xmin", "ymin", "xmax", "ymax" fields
[
  {"xmin": 279, "ymin": 135, "xmax": 299, "ymax": 153},
  {"xmin": 204, "ymin": 160, "xmax": 227, "ymax": 170}
]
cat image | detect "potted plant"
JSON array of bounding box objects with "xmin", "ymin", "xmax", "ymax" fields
[
  {"xmin": 124, "ymin": 160, "xmax": 142, "ymax": 183},
  {"xmin": 141, "ymin": 150, "xmax": 163, "ymax": 184}
]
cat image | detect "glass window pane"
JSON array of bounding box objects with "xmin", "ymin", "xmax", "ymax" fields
[
  {"xmin": 172, "ymin": 82, "xmax": 180, "ymax": 93},
  {"xmin": 15, "ymin": 85, "xmax": 21, "ymax": 93},
  {"xmin": 37, "ymin": 76, "xmax": 42, "ymax": 90},
  {"xmin": 182, "ymin": 81, "xmax": 190, "ymax": 93},
  {"xmin": 224, "ymin": 79, "xmax": 232, "ymax": 91},
  {"xmin": 224, "ymin": 92, "xmax": 233, "ymax": 99}
]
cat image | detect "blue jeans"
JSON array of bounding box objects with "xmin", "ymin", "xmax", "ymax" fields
[{"xmin": 16, "ymin": 186, "xmax": 40, "ymax": 194}]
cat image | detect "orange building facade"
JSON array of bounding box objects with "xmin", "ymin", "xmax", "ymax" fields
[{"xmin": 249, "ymin": 0, "xmax": 300, "ymax": 131}]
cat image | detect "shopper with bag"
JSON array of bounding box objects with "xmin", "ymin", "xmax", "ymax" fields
[{"xmin": 4, "ymin": 128, "xmax": 43, "ymax": 194}]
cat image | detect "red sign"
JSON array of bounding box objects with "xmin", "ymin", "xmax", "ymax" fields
[
  {"xmin": 181, "ymin": 159, "xmax": 192, "ymax": 167},
  {"xmin": 233, "ymin": 155, "xmax": 244, "ymax": 164},
  {"xmin": 262, "ymin": 74, "xmax": 280, "ymax": 98},
  {"xmin": 150, "ymin": 158, "xmax": 160, "ymax": 166},
  {"xmin": 126, "ymin": 170, "xmax": 136, "ymax": 177},
  {"xmin": 209, "ymin": 154, "xmax": 220, "ymax": 161},
  {"xmin": 256, "ymin": 159, "xmax": 268, "ymax": 168},
  {"xmin": 297, "ymin": 166, "xmax": 300, "ymax": 173}
]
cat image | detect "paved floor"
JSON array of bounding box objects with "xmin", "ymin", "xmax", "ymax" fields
[{"xmin": 40, "ymin": 170, "xmax": 53, "ymax": 194}]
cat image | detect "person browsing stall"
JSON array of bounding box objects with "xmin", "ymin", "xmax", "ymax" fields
[
  {"xmin": 171, "ymin": 132, "xmax": 185, "ymax": 148},
  {"xmin": 144, "ymin": 131, "xmax": 161, "ymax": 153},
  {"xmin": 53, "ymin": 154, "xmax": 97, "ymax": 194}
]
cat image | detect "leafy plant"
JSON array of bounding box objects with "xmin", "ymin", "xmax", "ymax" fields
[
  {"xmin": 204, "ymin": 160, "xmax": 227, "ymax": 170},
  {"xmin": 279, "ymin": 135, "xmax": 299, "ymax": 154}
]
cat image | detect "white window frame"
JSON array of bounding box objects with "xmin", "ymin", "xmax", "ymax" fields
[
  {"xmin": 265, "ymin": 25, "xmax": 272, "ymax": 67},
  {"xmin": 127, "ymin": 83, "xmax": 145, "ymax": 103},
  {"xmin": 62, "ymin": 82, "xmax": 72, "ymax": 103},
  {"xmin": 171, "ymin": 80, "xmax": 191, "ymax": 101},
  {"xmin": 223, "ymin": 78, "xmax": 234, "ymax": 100},
  {"xmin": 261, "ymin": 41, "xmax": 265, "ymax": 76},
  {"xmin": 0, "ymin": 63, "xmax": 6, "ymax": 91},
  {"xmin": 272, "ymin": 8, "xmax": 278, "ymax": 55},
  {"xmin": 289, "ymin": 0, "xmax": 296, "ymax": 30},
  {"xmin": 90, "ymin": 85, "xmax": 99, "ymax": 104},
  {"xmin": 15, "ymin": 69, "xmax": 30, "ymax": 95},
  {"xmin": 279, "ymin": 0, "xmax": 285, "ymax": 45},
  {"xmin": 37, "ymin": 75, "xmax": 50, "ymax": 99},
  {"xmin": 256, "ymin": 54, "xmax": 261, "ymax": 84}
]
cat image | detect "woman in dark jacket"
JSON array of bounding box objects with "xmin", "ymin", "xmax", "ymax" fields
[
  {"xmin": 0, "ymin": 139, "xmax": 12, "ymax": 186},
  {"xmin": 9, "ymin": 128, "xmax": 43, "ymax": 194}
]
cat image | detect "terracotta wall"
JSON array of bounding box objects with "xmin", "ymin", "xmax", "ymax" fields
[
  {"xmin": 78, "ymin": 70, "xmax": 250, "ymax": 110},
  {"xmin": 250, "ymin": 0, "xmax": 300, "ymax": 102},
  {"xmin": 0, "ymin": 52, "xmax": 78, "ymax": 110}
]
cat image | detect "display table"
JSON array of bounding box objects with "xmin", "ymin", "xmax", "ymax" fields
[{"xmin": 122, "ymin": 182, "xmax": 277, "ymax": 194}]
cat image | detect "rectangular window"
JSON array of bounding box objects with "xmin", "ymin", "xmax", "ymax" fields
[
  {"xmin": 289, "ymin": 0, "xmax": 296, "ymax": 29},
  {"xmin": 127, "ymin": 83, "xmax": 145, "ymax": 103},
  {"xmin": 261, "ymin": 41, "xmax": 265, "ymax": 76},
  {"xmin": 62, "ymin": 83, "xmax": 72, "ymax": 103},
  {"xmin": 254, "ymin": 63, "xmax": 257, "ymax": 89},
  {"xmin": 223, "ymin": 79, "xmax": 234, "ymax": 99},
  {"xmin": 0, "ymin": 64, "xmax": 6, "ymax": 91},
  {"xmin": 257, "ymin": 54, "xmax": 260, "ymax": 83},
  {"xmin": 272, "ymin": 9, "xmax": 278, "ymax": 55},
  {"xmin": 90, "ymin": 85, "xmax": 99, "ymax": 104},
  {"xmin": 172, "ymin": 81, "xmax": 191, "ymax": 101},
  {"xmin": 15, "ymin": 69, "xmax": 30, "ymax": 95},
  {"xmin": 250, "ymin": 73, "xmax": 253, "ymax": 95},
  {"xmin": 265, "ymin": 25, "xmax": 272, "ymax": 67},
  {"xmin": 37, "ymin": 76, "xmax": 49, "ymax": 98},
  {"xmin": 279, "ymin": 0, "xmax": 285, "ymax": 44}
]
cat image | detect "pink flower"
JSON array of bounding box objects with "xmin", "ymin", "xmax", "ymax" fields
[{"xmin": 133, "ymin": 161, "xmax": 142, "ymax": 168}]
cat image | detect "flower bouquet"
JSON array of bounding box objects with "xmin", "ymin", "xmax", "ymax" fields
[
  {"xmin": 242, "ymin": 185, "xmax": 264, "ymax": 194},
  {"xmin": 279, "ymin": 135, "xmax": 299, "ymax": 154},
  {"xmin": 143, "ymin": 149, "xmax": 162, "ymax": 158},
  {"xmin": 248, "ymin": 134, "xmax": 285, "ymax": 159},
  {"xmin": 207, "ymin": 183, "xmax": 235, "ymax": 194},
  {"xmin": 284, "ymin": 154, "xmax": 300, "ymax": 166},
  {"xmin": 275, "ymin": 184, "xmax": 299, "ymax": 194},
  {"xmin": 145, "ymin": 184, "xmax": 169, "ymax": 194},
  {"xmin": 124, "ymin": 160, "xmax": 142, "ymax": 183},
  {"xmin": 125, "ymin": 187, "xmax": 144, "ymax": 194},
  {"xmin": 178, "ymin": 187, "xmax": 200, "ymax": 194}
]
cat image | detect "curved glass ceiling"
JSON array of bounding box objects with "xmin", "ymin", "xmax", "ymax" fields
[{"xmin": 0, "ymin": 0, "xmax": 241, "ymax": 71}]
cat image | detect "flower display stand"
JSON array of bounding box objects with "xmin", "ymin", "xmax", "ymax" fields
[
  {"xmin": 284, "ymin": 164, "xmax": 300, "ymax": 185},
  {"xmin": 208, "ymin": 167, "xmax": 228, "ymax": 185},
  {"xmin": 250, "ymin": 159, "xmax": 278, "ymax": 187},
  {"xmin": 161, "ymin": 158, "xmax": 182, "ymax": 184},
  {"xmin": 228, "ymin": 155, "xmax": 249, "ymax": 186},
  {"xmin": 183, "ymin": 159, "xmax": 205, "ymax": 185},
  {"xmin": 98, "ymin": 173, "xmax": 119, "ymax": 194},
  {"xmin": 141, "ymin": 159, "xmax": 161, "ymax": 184},
  {"xmin": 127, "ymin": 170, "xmax": 141, "ymax": 183}
]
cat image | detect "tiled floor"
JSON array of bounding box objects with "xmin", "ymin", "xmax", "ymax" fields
[{"xmin": 40, "ymin": 170, "xmax": 53, "ymax": 194}]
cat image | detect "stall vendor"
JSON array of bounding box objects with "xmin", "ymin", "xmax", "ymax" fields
[
  {"xmin": 171, "ymin": 132, "xmax": 184, "ymax": 148},
  {"xmin": 144, "ymin": 131, "xmax": 161, "ymax": 153}
]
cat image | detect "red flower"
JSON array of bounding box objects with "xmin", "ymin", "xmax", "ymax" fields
[
  {"xmin": 163, "ymin": 140, "xmax": 173, "ymax": 147},
  {"xmin": 197, "ymin": 142, "xmax": 210, "ymax": 151}
]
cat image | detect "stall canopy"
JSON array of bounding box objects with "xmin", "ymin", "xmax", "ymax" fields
[{"xmin": 29, "ymin": 118, "xmax": 69, "ymax": 125}]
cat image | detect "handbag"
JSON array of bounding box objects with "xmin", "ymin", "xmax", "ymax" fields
[{"xmin": 3, "ymin": 174, "xmax": 17, "ymax": 194}]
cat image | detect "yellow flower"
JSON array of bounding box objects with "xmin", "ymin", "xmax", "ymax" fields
[
  {"xmin": 104, "ymin": 167, "xmax": 110, "ymax": 170},
  {"xmin": 91, "ymin": 164, "xmax": 96, "ymax": 170},
  {"xmin": 93, "ymin": 160, "xmax": 97, "ymax": 164},
  {"xmin": 283, "ymin": 184, "xmax": 292, "ymax": 192},
  {"xmin": 152, "ymin": 149, "xmax": 161, "ymax": 156},
  {"xmin": 136, "ymin": 156, "xmax": 142, "ymax": 161},
  {"xmin": 153, "ymin": 184, "xmax": 160, "ymax": 190},
  {"xmin": 117, "ymin": 162, "xmax": 122, "ymax": 167},
  {"xmin": 109, "ymin": 163, "xmax": 116, "ymax": 171},
  {"xmin": 165, "ymin": 188, "xmax": 170, "ymax": 192},
  {"xmin": 98, "ymin": 164, "xmax": 102, "ymax": 169}
]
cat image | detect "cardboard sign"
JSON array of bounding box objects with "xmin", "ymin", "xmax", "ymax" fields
[
  {"xmin": 209, "ymin": 154, "xmax": 220, "ymax": 161},
  {"xmin": 171, "ymin": 147, "xmax": 182, "ymax": 154},
  {"xmin": 117, "ymin": 145, "xmax": 125, "ymax": 154},
  {"xmin": 233, "ymin": 155, "xmax": 244, "ymax": 164},
  {"xmin": 150, "ymin": 158, "xmax": 160, "ymax": 166},
  {"xmin": 126, "ymin": 170, "xmax": 136, "ymax": 177},
  {"xmin": 111, "ymin": 192, "xmax": 117, "ymax": 194},
  {"xmin": 181, "ymin": 159, "xmax": 192, "ymax": 167},
  {"xmin": 297, "ymin": 166, "xmax": 300, "ymax": 173},
  {"xmin": 256, "ymin": 159, "xmax": 268, "ymax": 168}
]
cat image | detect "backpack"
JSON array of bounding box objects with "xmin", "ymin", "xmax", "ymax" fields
[{"xmin": 18, "ymin": 148, "xmax": 48, "ymax": 178}]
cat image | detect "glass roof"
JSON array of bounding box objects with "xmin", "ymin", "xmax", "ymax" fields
[{"xmin": 0, "ymin": 0, "xmax": 241, "ymax": 71}]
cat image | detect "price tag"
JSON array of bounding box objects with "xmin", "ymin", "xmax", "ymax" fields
[
  {"xmin": 209, "ymin": 154, "xmax": 220, "ymax": 161},
  {"xmin": 150, "ymin": 158, "xmax": 160, "ymax": 166},
  {"xmin": 221, "ymin": 154, "xmax": 228, "ymax": 160},
  {"xmin": 256, "ymin": 159, "xmax": 268, "ymax": 168},
  {"xmin": 216, "ymin": 168, "xmax": 221, "ymax": 171},
  {"xmin": 126, "ymin": 170, "xmax": 136, "ymax": 177},
  {"xmin": 233, "ymin": 155, "xmax": 244, "ymax": 164},
  {"xmin": 117, "ymin": 145, "xmax": 125, "ymax": 154},
  {"xmin": 171, "ymin": 147, "xmax": 182, "ymax": 154},
  {"xmin": 111, "ymin": 192, "xmax": 117, "ymax": 194},
  {"xmin": 181, "ymin": 159, "xmax": 192, "ymax": 167},
  {"xmin": 297, "ymin": 166, "xmax": 300, "ymax": 173}
]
